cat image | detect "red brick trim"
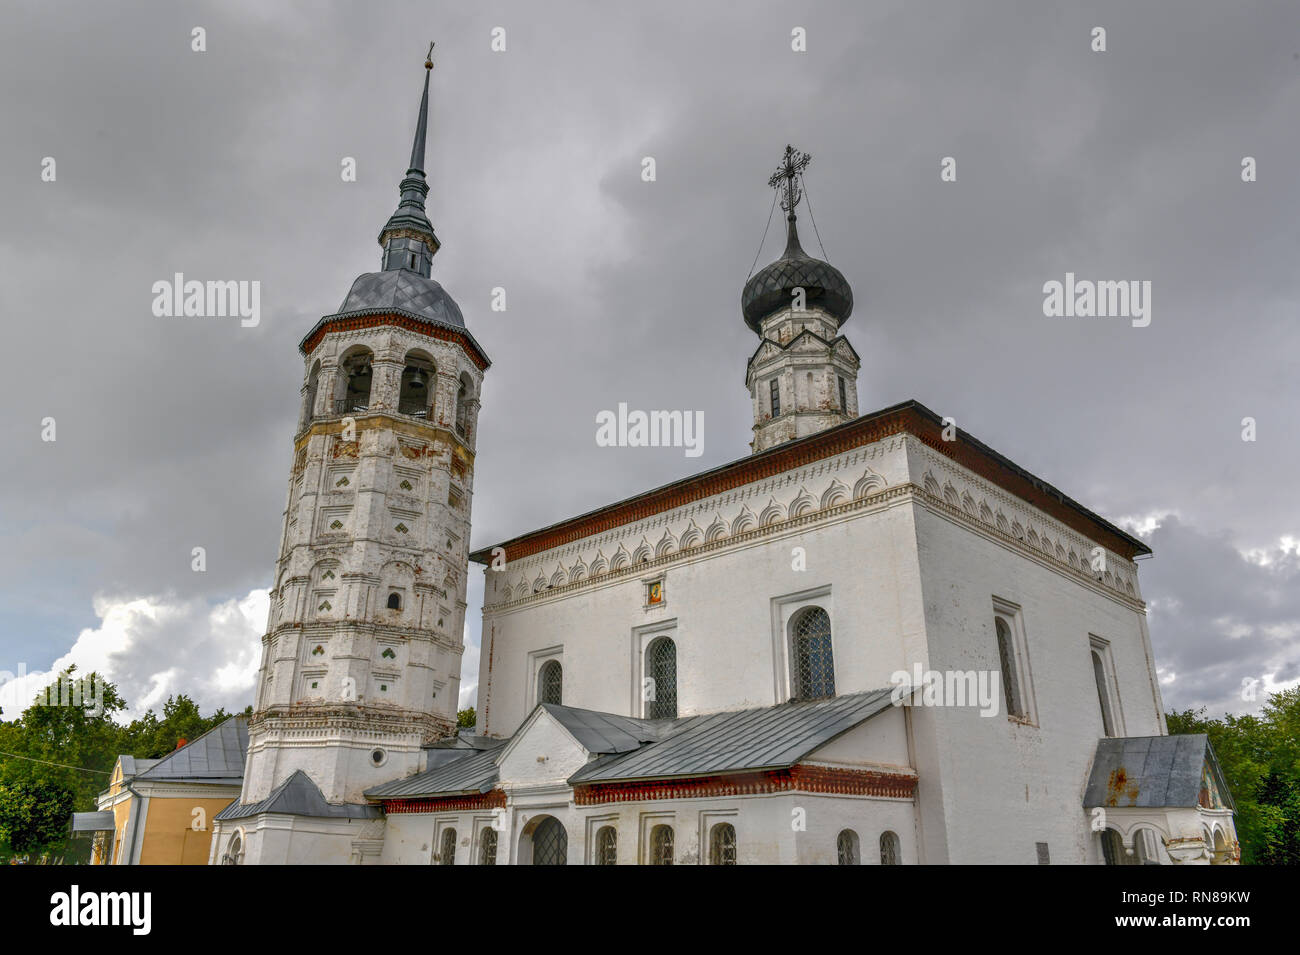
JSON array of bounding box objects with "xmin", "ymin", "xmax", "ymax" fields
[
  {"xmin": 471, "ymin": 401, "xmax": 1148, "ymax": 564},
  {"xmin": 300, "ymin": 312, "xmax": 490, "ymax": 370},
  {"xmin": 381, "ymin": 789, "xmax": 506, "ymax": 814},
  {"xmin": 573, "ymin": 765, "xmax": 917, "ymax": 806}
]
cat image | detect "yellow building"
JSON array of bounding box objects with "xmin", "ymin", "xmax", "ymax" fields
[{"xmin": 75, "ymin": 717, "xmax": 247, "ymax": 865}]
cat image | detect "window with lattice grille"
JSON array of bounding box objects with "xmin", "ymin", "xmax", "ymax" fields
[
  {"xmin": 538, "ymin": 660, "xmax": 563, "ymax": 706},
  {"xmin": 478, "ymin": 828, "xmax": 498, "ymax": 866},
  {"xmin": 709, "ymin": 823, "xmax": 737, "ymax": 865},
  {"xmin": 645, "ymin": 637, "xmax": 677, "ymax": 719},
  {"xmin": 438, "ymin": 827, "xmax": 456, "ymax": 865},
  {"xmin": 837, "ymin": 829, "xmax": 860, "ymax": 865},
  {"xmin": 649, "ymin": 824, "xmax": 674, "ymax": 866},
  {"xmin": 880, "ymin": 830, "xmax": 900, "ymax": 865},
  {"xmin": 769, "ymin": 378, "xmax": 781, "ymax": 417},
  {"xmin": 595, "ymin": 826, "xmax": 617, "ymax": 866},
  {"xmin": 531, "ymin": 817, "xmax": 567, "ymax": 866},
  {"xmin": 791, "ymin": 606, "xmax": 835, "ymax": 700}
]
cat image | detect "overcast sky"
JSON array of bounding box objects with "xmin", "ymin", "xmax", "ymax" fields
[{"xmin": 1, "ymin": 0, "xmax": 1297, "ymax": 722}]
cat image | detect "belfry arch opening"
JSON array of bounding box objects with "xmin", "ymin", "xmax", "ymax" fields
[
  {"xmin": 399, "ymin": 350, "xmax": 436, "ymax": 418},
  {"xmin": 336, "ymin": 347, "xmax": 374, "ymax": 414}
]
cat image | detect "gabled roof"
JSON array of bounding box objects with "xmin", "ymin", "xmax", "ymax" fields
[
  {"xmin": 136, "ymin": 716, "xmax": 248, "ymax": 786},
  {"xmin": 365, "ymin": 747, "xmax": 500, "ymax": 800},
  {"xmin": 216, "ymin": 769, "xmax": 380, "ymax": 821},
  {"xmin": 538, "ymin": 703, "xmax": 674, "ymax": 754},
  {"xmin": 568, "ymin": 688, "xmax": 899, "ymax": 784},
  {"xmin": 1083, "ymin": 734, "xmax": 1235, "ymax": 811}
]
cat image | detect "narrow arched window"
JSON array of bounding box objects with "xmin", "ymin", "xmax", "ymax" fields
[
  {"xmin": 595, "ymin": 826, "xmax": 617, "ymax": 866},
  {"xmin": 538, "ymin": 660, "xmax": 563, "ymax": 706},
  {"xmin": 438, "ymin": 827, "xmax": 457, "ymax": 865},
  {"xmin": 645, "ymin": 637, "xmax": 677, "ymax": 719},
  {"xmin": 996, "ymin": 617, "xmax": 1024, "ymax": 718},
  {"xmin": 649, "ymin": 825, "xmax": 674, "ymax": 866},
  {"xmin": 478, "ymin": 828, "xmax": 498, "ymax": 866},
  {"xmin": 709, "ymin": 823, "xmax": 737, "ymax": 866},
  {"xmin": 880, "ymin": 830, "xmax": 900, "ymax": 865},
  {"xmin": 769, "ymin": 378, "xmax": 781, "ymax": 417},
  {"xmin": 837, "ymin": 829, "xmax": 860, "ymax": 865},
  {"xmin": 455, "ymin": 373, "xmax": 473, "ymax": 438},
  {"xmin": 791, "ymin": 606, "xmax": 835, "ymax": 700},
  {"xmin": 386, "ymin": 592, "xmax": 401, "ymax": 611},
  {"xmin": 1092, "ymin": 649, "xmax": 1115, "ymax": 737},
  {"xmin": 303, "ymin": 361, "xmax": 321, "ymax": 427}
]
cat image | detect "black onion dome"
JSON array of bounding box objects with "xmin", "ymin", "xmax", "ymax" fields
[{"xmin": 741, "ymin": 218, "xmax": 853, "ymax": 333}]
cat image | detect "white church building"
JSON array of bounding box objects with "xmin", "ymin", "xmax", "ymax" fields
[{"xmin": 209, "ymin": 53, "xmax": 1238, "ymax": 866}]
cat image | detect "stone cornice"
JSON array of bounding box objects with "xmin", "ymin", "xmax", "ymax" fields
[
  {"xmin": 299, "ymin": 310, "xmax": 490, "ymax": 370},
  {"xmin": 573, "ymin": 764, "xmax": 918, "ymax": 806}
]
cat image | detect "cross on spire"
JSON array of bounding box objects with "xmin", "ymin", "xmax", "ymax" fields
[{"xmin": 767, "ymin": 145, "xmax": 812, "ymax": 220}]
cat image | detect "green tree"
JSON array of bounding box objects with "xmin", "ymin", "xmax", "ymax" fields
[
  {"xmin": 0, "ymin": 667, "xmax": 127, "ymax": 862},
  {"xmin": 1167, "ymin": 686, "xmax": 1300, "ymax": 865},
  {"xmin": 456, "ymin": 707, "xmax": 476, "ymax": 730}
]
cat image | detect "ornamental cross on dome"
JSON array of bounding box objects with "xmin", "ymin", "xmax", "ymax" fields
[{"xmin": 767, "ymin": 145, "xmax": 812, "ymax": 215}]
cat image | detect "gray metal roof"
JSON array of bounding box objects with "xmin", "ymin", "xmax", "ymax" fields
[
  {"xmin": 331, "ymin": 270, "xmax": 465, "ymax": 328},
  {"xmin": 365, "ymin": 747, "xmax": 499, "ymax": 800},
  {"xmin": 215, "ymin": 769, "xmax": 381, "ymax": 821},
  {"xmin": 136, "ymin": 716, "xmax": 248, "ymax": 786},
  {"xmin": 540, "ymin": 703, "xmax": 673, "ymax": 754},
  {"xmin": 1083, "ymin": 734, "xmax": 1235, "ymax": 811},
  {"xmin": 70, "ymin": 811, "xmax": 116, "ymax": 833},
  {"xmin": 116, "ymin": 755, "xmax": 160, "ymax": 778},
  {"xmin": 569, "ymin": 688, "xmax": 899, "ymax": 784}
]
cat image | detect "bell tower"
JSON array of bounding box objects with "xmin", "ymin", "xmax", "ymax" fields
[
  {"xmin": 227, "ymin": 47, "xmax": 490, "ymax": 862},
  {"xmin": 742, "ymin": 146, "xmax": 859, "ymax": 453}
]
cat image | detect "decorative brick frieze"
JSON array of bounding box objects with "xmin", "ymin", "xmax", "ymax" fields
[{"xmin": 573, "ymin": 764, "xmax": 918, "ymax": 806}]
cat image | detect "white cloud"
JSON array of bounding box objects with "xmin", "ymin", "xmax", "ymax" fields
[{"xmin": 0, "ymin": 590, "xmax": 266, "ymax": 722}]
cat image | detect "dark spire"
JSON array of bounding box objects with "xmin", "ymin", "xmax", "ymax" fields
[{"xmin": 379, "ymin": 45, "xmax": 440, "ymax": 276}]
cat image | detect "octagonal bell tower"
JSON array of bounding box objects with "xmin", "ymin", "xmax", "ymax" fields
[{"xmin": 227, "ymin": 50, "xmax": 489, "ymax": 861}]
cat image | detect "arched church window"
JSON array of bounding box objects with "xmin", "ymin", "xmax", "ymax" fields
[
  {"xmin": 538, "ymin": 660, "xmax": 563, "ymax": 706},
  {"xmin": 1092, "ymin": 649, "xmax": 1115, "ymax": 737},
  {"xmin": 880, "ymin": 830, "xmax": 901, "ymax": 865},
  {"xmin": 387, "ymin": 592, "xmax": 401, "ymax": 610},
  {"xmin": 478, "ymin": 828, "xmax": 498, "ymax": 866},
  {"xmin": 709, "ymin": 823, "xmax": 737, "ymax": 865},
  {"xmin": 595, "ymin": 826, "xmax": 617, "ymax": 866},
  {"xmin": 649, "ymin": 824, "xmax": 674, "ymax": 866},
  {"xmin": 398, "ymin": 354, "xmax": 434, "ymax": 418},
  {"xmin": 220, "ymin": 831, "xmax": 243, "ymax": 865},
  {"xmin": 791, "ymin": 606, "xmax": 835, "ymax": 700},
  {"xmin": 645, "ymin": 637, "xmax": 677, "ymax": 719},
  {"xmin": 995, "ymin": 617, "xmax": 1025, "ymax": 718},
  {"xmin": 837, "ymin": 829, "xmax": 860, "ymax": 865},
  {"xmin": 438, "ymin": 827, "xmax": 457, "ymax": 865}
]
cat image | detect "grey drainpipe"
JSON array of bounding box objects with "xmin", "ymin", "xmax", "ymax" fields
[{"xmin": 121, "ymin": 780, "xmax": 146, "ymax": 865}]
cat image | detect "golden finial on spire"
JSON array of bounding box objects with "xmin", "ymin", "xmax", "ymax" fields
[{"xmin": 425, "ymin": 42, "xmax": 434, "ymax": 70}]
